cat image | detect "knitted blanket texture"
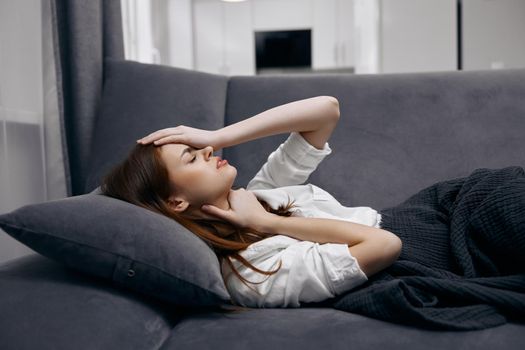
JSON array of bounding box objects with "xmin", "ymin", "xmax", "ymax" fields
[{"xmin": 329, "ymin": 166, "xmax": 525, "ymax": 330}]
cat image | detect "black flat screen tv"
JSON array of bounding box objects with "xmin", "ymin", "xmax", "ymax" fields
[{"xmin": 255, "ymin": 29, "xmax": 311, "ymax": 70}]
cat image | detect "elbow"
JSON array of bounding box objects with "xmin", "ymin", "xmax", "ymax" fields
[
  {"xmin": 378, "ymin": 229, "xmax": 402, "ymax": 262},
  {"xmin": 325, "ymin": 95, "xmax": 339, "ymax": 107},
  {"xmin": 322, "ymin": 96, "xmax": 340, "ymax": 121},
  {"xmin": 387, "ymin": 233, "xmax": 402, "ymax": 262}
]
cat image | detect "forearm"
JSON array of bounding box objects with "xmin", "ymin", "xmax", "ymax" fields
[
  {"xmin": 215, "ymin": 96, "xmax": 339, "ymax": 149},
  {"xmin": 256, "ymin": 215, "xmax": 393, "ymax": 246}
]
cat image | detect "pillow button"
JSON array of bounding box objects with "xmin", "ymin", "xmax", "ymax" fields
[{"xmin": 127, "ymin": 269, "xmax": 136, "ymax": 277}]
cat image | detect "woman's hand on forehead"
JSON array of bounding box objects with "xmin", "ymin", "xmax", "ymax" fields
[{"xmin": 136, "ymin": 125, "xmax": 223, "ymax": 151}]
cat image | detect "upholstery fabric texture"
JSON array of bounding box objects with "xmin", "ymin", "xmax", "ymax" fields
[
  {"xmin": 1, "ymin": 59, "xmax": 525, "ymax": 349},
  {"xmin": 0, "ymin": 187, "xmax": 231, "ymax": 308},
  {"xmin": 330, "ymin": 166, "xmax": 525, "ymax": 330}
]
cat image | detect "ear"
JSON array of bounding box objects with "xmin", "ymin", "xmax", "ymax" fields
[{"xmin": 167, "ymin": 196, "xmax": 190, "ymax": 213}]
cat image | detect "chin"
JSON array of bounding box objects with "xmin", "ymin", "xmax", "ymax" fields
[
  {"xmin": 228, "ymin": 165, "xmax": 238, "ymax": 177},
  {"xmin": 227, "ymin": 168, "xmax": 237, "ymax": 188}
]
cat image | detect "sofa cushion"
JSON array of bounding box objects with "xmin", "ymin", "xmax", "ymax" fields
[
  {"xmin": 0, "ymin": 254, "xmax": 178, "ymax": 350},
  {"xmin": 0, "ymin": 187, "xmax": 232, "ymax": 308}
]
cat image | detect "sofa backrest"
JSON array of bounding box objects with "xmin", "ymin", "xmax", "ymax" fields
[
  {"xmin": 84, "ymin": 60, "xmax": 229, "ymax": 194},
  {"xmin": 224, "ymin": 69, "xmax": 525, "ymax": 210},
  {"xmin": 84, "ymin": 60, "xmax": 525, "ymax": 211}
]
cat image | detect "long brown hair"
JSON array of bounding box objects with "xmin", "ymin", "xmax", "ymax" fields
[{"xmin": 99, "ymin": 143, "xmax": 297, "ymax": 312}]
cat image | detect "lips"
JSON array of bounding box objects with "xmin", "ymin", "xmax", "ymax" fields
[{"xmin": 217, "ymin": 158, "xmax": 228, "ymax": 169}]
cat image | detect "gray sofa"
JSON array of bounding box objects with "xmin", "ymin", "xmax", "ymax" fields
[{"xmin": 1, "ymin": 59, "xmax": 524, "ymax": 349}]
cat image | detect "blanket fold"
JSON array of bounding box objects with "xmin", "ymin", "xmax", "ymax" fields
[{"xmin": 330, "ymin": 166, "xmax": 525, "ymax": 330}]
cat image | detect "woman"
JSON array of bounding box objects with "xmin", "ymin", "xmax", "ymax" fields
[{"xmin": 100, "ymin": 96, "xmax": 402, "ymax": 310}]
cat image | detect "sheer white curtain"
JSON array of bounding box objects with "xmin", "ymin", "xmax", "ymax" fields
[
  {"xmin": 121, "ymin": 0, "xmax": 158, "ymax": 64},
  {"xmin": 121, "ymin": 0, "xmax": 194, "ymax": 69},
  {"xmin": 0, "ymin": 0, "xmax": 68, "ymax": 264}
]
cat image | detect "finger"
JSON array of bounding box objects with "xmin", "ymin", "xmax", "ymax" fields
[
  {"xmin": 137, "ymin": 131, "xmax": 166, "ymax": 143},
  {"xmin": 139, "ymin": 128, "xmax": 179, "ymax": 143},
  {"xmin": 152, "ymin": 135, "xmax": 181, "ymax": 146},
  {"xmin": 137, "ymin": 135, "xmax": 160, "ymax": 144},
  {"xmin": 202, "ymin": 205, "xmax": 226, "ymax": 219}
]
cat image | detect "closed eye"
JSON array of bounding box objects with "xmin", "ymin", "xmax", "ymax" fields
[{"xmin": 190, "ymin": 155, "xmax": 196, "ymax": 163}]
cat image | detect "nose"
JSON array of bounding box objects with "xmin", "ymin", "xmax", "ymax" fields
[{"xmin": 203, "ymin": 145, "xmax": 214, "ymax": 160}]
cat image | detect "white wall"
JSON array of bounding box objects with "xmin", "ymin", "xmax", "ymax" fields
[
  {"xmin": 122, "ymin": 0, "xmax": 363, "ymax": 74},
  {"xmin": 0, "ymin": 0, "xmax": 46, "ymax": 263},
  {"xmin": 353, "ymin": 0, "xmax": 381, "ymax": 74},
  {"xmin": 378, "ymin": 0, "xmax": 525, "ymax": 73},
  {"xmin": 380, "ymin": 0, "xmax": 457, "ymax": 74},
  {"xmin": 462, "ymin": 0, "xmax": 525, "ymax": 70},
  {"xmin": 123, "ymin": 0, "xmax": 525, "ymax": 75},
  {"xmin": 313, "ymin": 0, "xmax": 355, "ymax": 70},
  {"xmin": 193, "ymin": 0, "xmax": 317, "ymax": 75},
  {"xmin": 168, "ymin": 0, "xmax": 194, "ymax": 70}
]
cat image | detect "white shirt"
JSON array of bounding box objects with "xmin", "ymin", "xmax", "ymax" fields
[{"xmin": 221, "ymin": 131, "xmax": 382, "ymax": 308}]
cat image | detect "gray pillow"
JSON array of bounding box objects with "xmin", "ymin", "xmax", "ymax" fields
[{"xmin": 0, "ymin": 187, "xmax": 232, "ymax": 308}]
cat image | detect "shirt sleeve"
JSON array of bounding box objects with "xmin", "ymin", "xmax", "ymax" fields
[
  {"xmin": 246, "ymin": 131, "xmax": 332, "ymax": 190},
  {"xmin": 222, "ymin": 236, "xmax": 368, "ymax": 308}
]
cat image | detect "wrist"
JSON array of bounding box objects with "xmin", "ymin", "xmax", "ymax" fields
[
  {"xmin": 214, "ymin": 128, "xmax": 233, "ymax": 150},
  {"xmin": 255, "ymin": 214, "xmax": 284, "ymax": 234}
]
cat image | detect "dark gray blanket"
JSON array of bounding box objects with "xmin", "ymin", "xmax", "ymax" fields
[{"xmin": 328, "ymin": 166, "xmax": 525, "ymax": 330}]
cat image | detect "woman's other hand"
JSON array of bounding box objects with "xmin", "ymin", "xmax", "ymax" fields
[
  {"xmin": 136, "ymin": 125, "xmax": 223, "ymax": 151},
  {"xmin": 201, "ymin": 188, "xmax": 273, "ymax": 231}
]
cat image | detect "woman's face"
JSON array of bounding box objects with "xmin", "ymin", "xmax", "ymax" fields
[{"xmin": 158, "ymin": 143, "xmax": 237, "ymax": 216}]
